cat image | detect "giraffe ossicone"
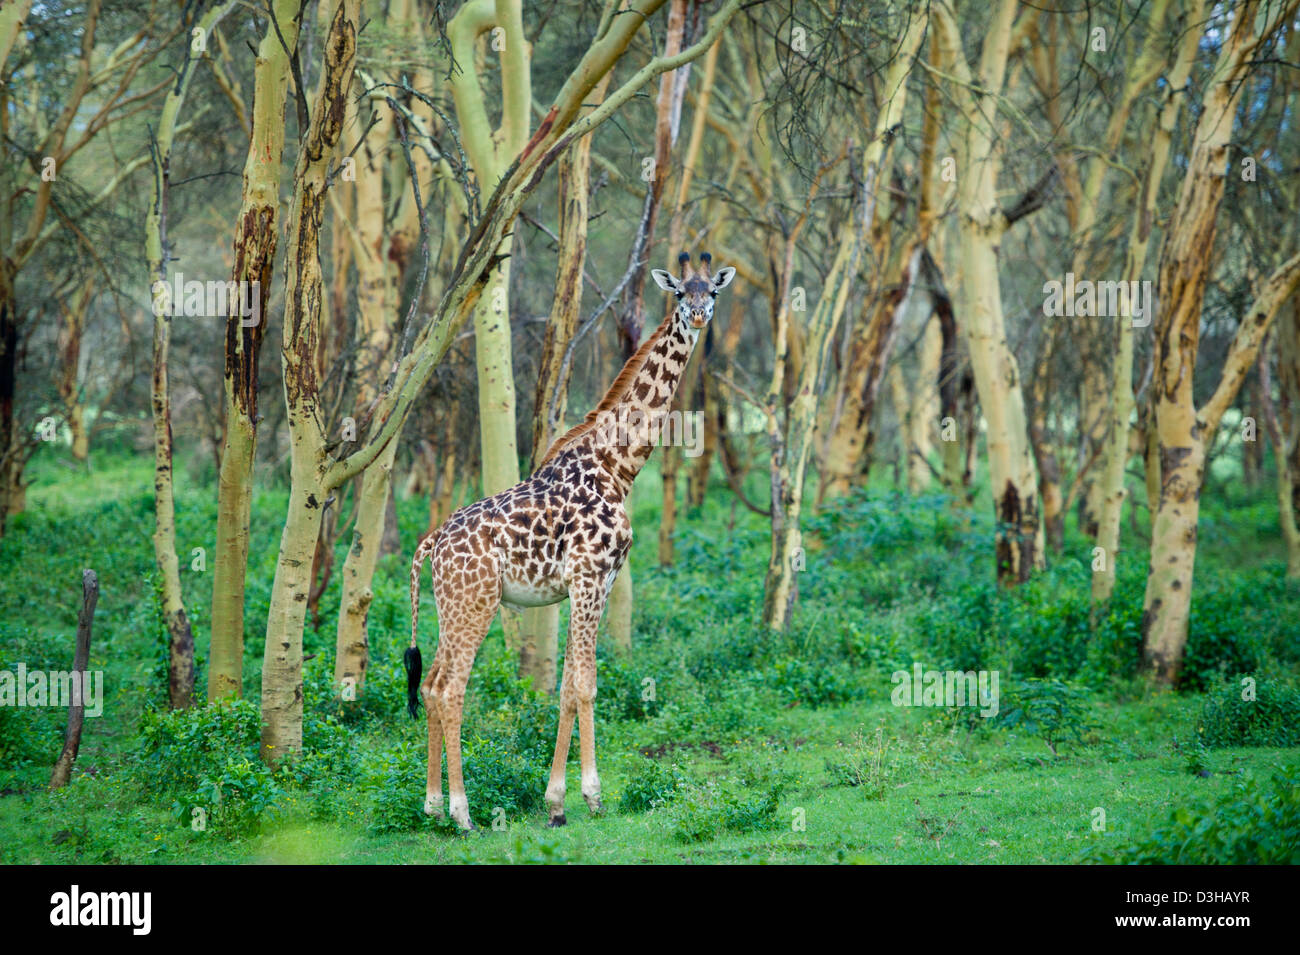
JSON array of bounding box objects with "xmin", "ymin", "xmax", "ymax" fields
[{"xmin": 404, "ymin": 253, "xmax": 737, "ymax": 830}]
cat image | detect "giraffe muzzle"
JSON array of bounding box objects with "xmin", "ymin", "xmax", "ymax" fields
[{"xmin": 690, "ymin": 313, "xmax": 707, "ymax": 328}]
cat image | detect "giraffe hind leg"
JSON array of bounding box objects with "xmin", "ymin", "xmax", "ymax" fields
[
  {"xmin": 426, "ymin": 587, "xmax": 499, "ymax": 832},
  {"xmin": 421, "ymin": 655, "xmax": 444, "ymax": 819}
]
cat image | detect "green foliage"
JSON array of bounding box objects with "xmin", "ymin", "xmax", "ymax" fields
[
  {"xmin": 660, "ymin": 780, "xmax": 782, "ymax": 844},
  {"xmin": 1195, "ymin": 677, "xmax": 1300, "ymax": 747},
  {"xmin": 185, "ymin": 758, "xmax": 286, "ymax": 833},
  {"xmin": 995, "ymin": 679, "xmax": 1100, "ymax": 756},
  {"xmin": 365, "ymin": 676, "xmax": 553, "ymax": 831},
  {"xmin": 618, "ymin": 757, "xmax": 690, "ymax": 813},
  {"xmin": 138, "ymin": 700, "xmax": 262, "ymax": 793},
  {"xmin": 453, "ymin": 831, "xmax": 580, "ymax": 864},
  {"xmin": 824, "ymin": 725, "xmax": 891, "ymax": 799},
  {"xmin": 597, "ymin": 650, "xmax": 661, "ymax": 721},
  {"xmin": 3, "ymin": 450, "xmax": 1298, "ymax": 862},
  {"xmin": 767, "ymin": 654, "xmax": 860, "ymax": 707},
  {"xmin": 1182, "ymin": 596, "xmax": 1270, "ymax": 692},
  {"xmin": 0, "ymin": 703, "xmax": 42, "ymax": 770},
  {"xmin": 138, "ymin": 700, "xmax": 285, "ymax": 834},
  {"xmin": 1175, "ymin": 735, "xmax": 1212, "ymax": 777},
  {"xmin": 459, "ymin": 734, "xmax": 548, "ymax": 828},
  {"xmin": 366, "ymin": 738, "xmax": 435, "ymax": 834},
  {"xmin": 137, "ymin": 693, "xmax": 355, "ymax": 834},
  {"xmin": 1084, "ymin": 766, "xmax": 1300, "ymax": 864}
]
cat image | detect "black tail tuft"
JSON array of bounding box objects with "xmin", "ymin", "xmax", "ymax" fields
[{"xmin": 403, "ymin": 646, "xmax": 423, "ymax": 719}]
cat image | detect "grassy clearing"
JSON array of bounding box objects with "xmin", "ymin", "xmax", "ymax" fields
[{"xmin": 2, "ymin": 450, "xmax": 1297, "ymax": 864}]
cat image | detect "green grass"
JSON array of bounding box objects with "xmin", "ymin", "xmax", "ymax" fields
[{"xmin": 2, "ymin": 445, "xmax": 1298, "ymax": 864}]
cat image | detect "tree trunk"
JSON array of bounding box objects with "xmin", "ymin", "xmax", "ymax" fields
[
  {"xmin": 1092, "ymin": 0, "xmax": 1200, "ymax": 604},
  {"xmin": 1028, "ymin": 325, "xmax": 1064, "ymax": 552},
  {"xmin": 262, "ymin": 470, "xmax": 329, "ymax": 760},
  {"xmin": 908, "ymin": 316, "xmax": 942, "ymax": 493},
  {"xmin": 332, "ymin": 51, "xmax": 400, "ymax": 700},
  {"xmin": 1140, "ymin": 0, "xmax": 1300, "ymax": 684},
  {"xmin": 819, "ymin": 246, "xmax": 922, "ymax": 502},
  {"xmin": 933, "ymin": 0, "xmax": 1043, "ymax": 583},
  {"xmin": 1272, "ymin": 297, "xmax": 1300, "ymax": 576},
  {"xmin": 0, "ymin": 257, "xmax": 21, "ymax": 533},
  {"xmin": 147, "ymin": 3, "xmax": 233, "ymax": 709},
  {"xmin": 448, "ymin": 0, "xmax": 531, "ymax": 655},
  {"xmin": 208, "ymin": 0, "xmax": 301, "ymax": 702},
  {"xmin": 261, "ymin": 0, "xmax": 361, "ymax": 763},
  {"xmin": 54, "ymin": 277, "xmax": 93, "ymax": 462},
  {"xmin": 813, "ymin": 13, "xmax": 926, "ymax": 504},
  {"xmin": 520, "ymin": 75, "xmax": 607, "ymax": 688},
  {"xmin": 764, "ymin": 199, "xmax": 863, "ymax": 630}
]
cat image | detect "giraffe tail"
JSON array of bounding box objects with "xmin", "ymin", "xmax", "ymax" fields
[{"xmin": 404, "ymin": 537, "xmax": 432, "ymax": 719}]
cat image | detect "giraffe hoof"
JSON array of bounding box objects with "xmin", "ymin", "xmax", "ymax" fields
[
  {"xmin": 548, "ymin": 814, "xmax": 567, "ymax": 828},
  {"xmin": 585, "ymin": 798, "xmax": 605, "ymax": 816}
]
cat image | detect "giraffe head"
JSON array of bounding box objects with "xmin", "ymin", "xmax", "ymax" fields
[{"xmin": 651, "ymin": 252, "xmax": 736, "ymax": 331}]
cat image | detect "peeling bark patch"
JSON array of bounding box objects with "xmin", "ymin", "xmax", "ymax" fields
[
  {"xmin": 994, "ymin": 480, "xmax": 1026, "ymax": 583},
  {"xmin": 1159, "ymin": 444, "xmax": 1194, "ymax": 492},
  {"xmin": 1139, "ymin": 603, "xmax": 1158, "ymax": 642}
]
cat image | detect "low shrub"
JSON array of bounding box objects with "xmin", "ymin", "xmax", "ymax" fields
[
  {"xmin": 138, "ymin": 700, "xmax": 285, "ymax": 833},
  {"xmin": 1083, "ymin": 766, "xmax": 1300, "ymax": 864},
  {"xmin": 995, "ymin": 678, "xmax": 1099, "ymax": 756},
  {"xmin": 618, "ymin": 757, "xmax": 691, "ymax": 813},
  {"xmin": 660, "ymin": 780, "xmax": 782, "ymax": 843},
  {"xmin": 1195, "ymin": 677, "xmax": 1300, "ymax": 747}
]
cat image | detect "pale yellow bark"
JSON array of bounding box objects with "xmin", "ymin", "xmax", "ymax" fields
[
  {"xmin": 448, "ymin": 0, "xmax": 531, "ymax": 652},
  {"xmin": 0, "ymin": 0, "xmax": 31, "ymax": 75},
  {"xmin": 262, "ymin": 0, "xmax": 362, "ymax": 762},
  {"xmin": 1073, "ymin": 0, "xmax": 1172, "ymax": 539},
  {"xmin": 332, "ymin": 32, "xmax": 400, "ymax": 698},
  {"xmin": 521, "ymin": 73, "xmax": 609, "ymax": 688},
  {"xmin": 209, "ymin": 0, "xmax": 301, "ymax": 702},
  {"xmin": 1092, "ymin": 0, "xmax": 1201, "ymax": 604},
  {"xmin": 1277, "ymin": 299, "xmax": 1300, "ymax": 576},
  {"xmin": 765, "ymin": 198, "xmax": 862, "ymax": 629},
  {"xmin": 147, "ymin": 2, "xmax": 234, "ymax": 709},
  {"xmin": 932, "ymin": 0, "xmax": 1044, "ymax": 582},
  {"xmin": 1141, "ymin": 0, "xmax": 1300, "ymax": 683},
  {"xmin": 817, "ymin": 10, "xmax": 927, "ymax": 501},
  {"xmin": 54, "ymin": 276, "xmax": 93, "ymax": 462},
  {"xmin": 650, "ymin": 0, "xmax": 693, "ymax": 568}
]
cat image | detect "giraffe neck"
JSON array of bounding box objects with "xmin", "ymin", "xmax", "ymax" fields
[{"xmin": 592, "ymin": 316, "xmax": 699, "ymax": 498}]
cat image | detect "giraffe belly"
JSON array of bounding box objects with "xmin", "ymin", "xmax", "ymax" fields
[{"xmin": 500, "ymin": 572, "xmax": 568, "ymax": 609}]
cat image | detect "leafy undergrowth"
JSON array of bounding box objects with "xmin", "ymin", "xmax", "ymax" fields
[{"xmin": 2, "ymin": 450, "xmax": 1298, "ymax": 863}]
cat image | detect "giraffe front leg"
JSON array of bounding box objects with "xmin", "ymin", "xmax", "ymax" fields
[
  {"xmin": 567, "ymin": 581, "xmax": 606, "ymax": 816},
  {"xmin": 546, "ymin": 659, "xmax": 577, "ymax": 826},
  {"xmin": 577, "ymin": 687, "xmax": 602, "ymax": 814}
]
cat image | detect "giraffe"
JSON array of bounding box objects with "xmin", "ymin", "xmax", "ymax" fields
[{"xmin": 405, "ymin": 252, "xmax": 736, "ymax": 830}]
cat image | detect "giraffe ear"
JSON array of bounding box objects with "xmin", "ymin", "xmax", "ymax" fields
[
  {"xmin": 711, "ymin": 267, "xmax": 736, "ymax": 291},
  {"xmin": 651, "ymin": 269, "xmax": 681, "ymax": 292}
]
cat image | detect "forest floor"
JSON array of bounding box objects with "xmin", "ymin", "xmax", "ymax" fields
[{"xmin": 2, "ymin": 447, "xmax": 1298, "ymax": 864}]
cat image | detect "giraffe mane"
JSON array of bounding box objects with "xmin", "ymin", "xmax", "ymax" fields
[{"xmin": 535, "ymin": 312, "xmax": 674, "ymax": 470}]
